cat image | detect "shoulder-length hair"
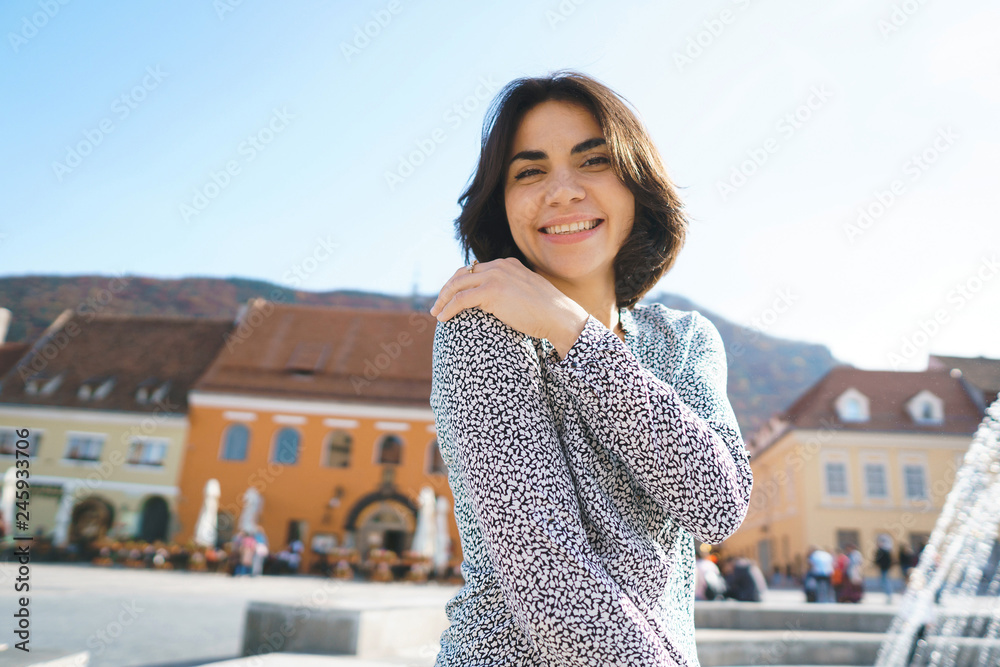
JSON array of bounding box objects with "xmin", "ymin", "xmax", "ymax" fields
[{"xmin": 455, "ymin": 70, "xmax": 688, "ymax": 310}]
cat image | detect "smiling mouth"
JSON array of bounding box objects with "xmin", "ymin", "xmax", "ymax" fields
[{"xmin": 541, "ymin": 219, "xmax": 604, "ymax": 235}]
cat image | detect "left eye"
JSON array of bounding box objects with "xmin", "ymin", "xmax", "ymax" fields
[{"xmin": 583, "ymin": 156, "xmax": 610, "ymax": 167}]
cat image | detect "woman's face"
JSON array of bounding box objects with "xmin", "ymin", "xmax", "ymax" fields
[{"xmin": 503, "ymin": 99, "xmax": 635, "ymax": 289}]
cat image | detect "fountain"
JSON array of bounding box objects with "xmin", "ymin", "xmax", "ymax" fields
[{"xmin": 876, "ymin": 394, "xmax": 1000, "ymax": 666}]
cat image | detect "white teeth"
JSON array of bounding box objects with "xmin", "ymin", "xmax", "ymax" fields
[{"xmin": 543, "ymin": 219, "xmax": 601, "ymax": 235}]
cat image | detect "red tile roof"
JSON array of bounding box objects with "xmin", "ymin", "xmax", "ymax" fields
[
  {"xmin": 0, "ymin": 343, "xmax": 29, "ymax": 380},
  {"xmin": 750, "ymin": 366, "xmax": 985, "ymax": 454},
  {"xmin": 0, "ymin": 311, "xmax": 233, "ymax": 414},
  {"xmin": 928, "ymin": 354, "xmax": 1000, "ymax": 405},
  {"xmin": 193, "ymin": 300, "xmax": 436, "ymax": 407}
]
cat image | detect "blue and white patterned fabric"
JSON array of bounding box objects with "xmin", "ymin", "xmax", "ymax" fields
[{"xmin": 430, "ymin": 303, "xmax": 753, "ymax": 666}]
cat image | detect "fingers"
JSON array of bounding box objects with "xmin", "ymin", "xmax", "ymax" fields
[{"xmin": 430, "ymin": 261, "xmax": 494, "ymax": 320}]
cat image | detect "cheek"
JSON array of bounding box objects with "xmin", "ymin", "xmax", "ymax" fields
[{"xmin": 505, "ymin": 191, "xmax": 541, "ymax": 231}]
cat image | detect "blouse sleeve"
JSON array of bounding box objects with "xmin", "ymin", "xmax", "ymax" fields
[
  {"xmin": 543, "ymin": 310, "xmax": 752, "ymax": 544},
  {"xmin": 431, "ymin": 307, "xmax": 680, "ymax": 666}
]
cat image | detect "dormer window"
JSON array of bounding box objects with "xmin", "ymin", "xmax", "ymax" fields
[
  {"xmin": 40, "ymin": 373, "xmax": 63, "ymax": 396},
  {"xmin": 135, "ymin": 377, "xmax": 159, "ymax": 404},
  {"xmin": 78, "ymin": 376, "xmax": 115, "ymax": 401},
  {"xmin": 285, "ymin": 342, "xmax": 330, "ymax": 377},
  {"xmin": 835, "ymin": 388, "xmax": 870, "ymax": 423},
  {"xmin": 151, "ymin": 381, "xmax": 171, "ymax": 404},
  {"xmin": 907, "ymin": 390, "xmax": 944, "ymax": 425}
]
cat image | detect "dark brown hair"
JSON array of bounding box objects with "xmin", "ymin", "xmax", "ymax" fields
[{"xmin": 454, "ymin": 70, "xmax": 688, "ymax": 309}]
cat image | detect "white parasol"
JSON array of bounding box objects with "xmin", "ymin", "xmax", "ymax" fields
[
  {"xmin": 194, "ymin": 479, "xmax": 221, "ymax": 547},
  {"xmin": 410, "ymin": 486, "xmax": 436, "ymax": 558},
  {"xmin": 238, "ymin": 486, "xmax": 263, "ymax": 534}
]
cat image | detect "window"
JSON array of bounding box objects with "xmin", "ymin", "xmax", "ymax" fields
[
  {"xmin": 907, "ymin": 390, "xmax": 944, "ymax": 425},
  {"xmin": 271, "ymin": 428, "xmax": 301, "ymax": 465},
  {"xmin": 93, "ymin": 377, "xmax": 115, "ymax": 400},
  {"xmin": 836, "ymin": 529, "xmax": 860, "ymax": 551},
  {"xmin": 64, "ymin": 434, "xmax": 105, "ymax": 462},
  {"xmin": 835, "ymin": 388, "xmax": 869, "ymax": 423},
  {"xmin": 825, "ymin": 462, "xmax": 849, "ymax": 497},
  {"xmin": 904, "ymin": 464, "xmax": 928, "ymax": 500},
  {"xmin": 427, "ymin": 438, "xmax": 447, "ymax": 475},
  {"xmin": 377, "ymin": 434, "xmax": 403, "ymax": 465},
  {"xmin": 0, "ymin": 429, "xmax": 41, "ymax": 457},
  {"xmin": 221, "ymin": 424, "xmax": 250, "ymax": 461},
  {"xmin": 126, "ymin": 438, "xmax": 168, "ymax": 466},
  {"xmin": 323, "ymin": 430, "xmax": 351, "ymax": 468},
  {"xmin": 864, "ymin": 463, "xmax": 888, "ymax": 498}
]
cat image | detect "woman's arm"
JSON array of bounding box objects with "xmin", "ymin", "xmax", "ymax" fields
[
  {"xmin": 544, "ymin": 310, "xmax": 752, "ymax": 544},
  {"xmin": 431, "ymin": 307, "xmax": 681, "ymax": 667}
]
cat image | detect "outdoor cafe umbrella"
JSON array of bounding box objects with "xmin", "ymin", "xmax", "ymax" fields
[
  {"xmin": 410, "ymin": 486, "xmax": 436, "ymax": 558},
  {"xmin": 194, "ymin": 478, "xmax": 221, "ymax": 547}
]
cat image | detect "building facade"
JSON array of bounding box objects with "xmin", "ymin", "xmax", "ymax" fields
[
  {"xmin": 175, "ymin": 300, "xmax": 453, "ymax": 568},
  {"xmin": 0, "ymin": 310, "xmax": 232, "ymax": 546},
  {"xmin": 721, "ymin": 366, "xmax": 985, "ymax": 580}
]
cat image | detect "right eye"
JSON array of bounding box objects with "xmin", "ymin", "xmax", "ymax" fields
[{"xmin": 514, "ymin": 167, "xmax": 543, "ymax": 180}]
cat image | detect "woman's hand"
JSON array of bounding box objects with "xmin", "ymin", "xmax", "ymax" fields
[{"xmin": 428, "ymin": 257, "xmax": 589, "ymax": 358}]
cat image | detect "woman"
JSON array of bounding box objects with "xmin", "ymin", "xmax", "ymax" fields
[{"xmin": 428, "ymin": 71, "xmax": 753, "ymax": 666}]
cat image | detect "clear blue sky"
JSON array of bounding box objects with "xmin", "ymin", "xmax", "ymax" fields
[{"xmin": 3, "ymin": 0, "xmax": 998, "ymax": 370}]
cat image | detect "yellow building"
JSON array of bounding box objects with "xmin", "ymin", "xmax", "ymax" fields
[
  {"xmin": 0, "ymin": 310, "xmax": 231, "ymax": 547},
  {"xmin": 721, "ymin": 366, "xmax": 984, "ymax": 581}
]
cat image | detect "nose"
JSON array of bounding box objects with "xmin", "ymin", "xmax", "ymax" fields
[{"xmin": 543, "ymin": 166, "xmax": 585, "ymax": 206}]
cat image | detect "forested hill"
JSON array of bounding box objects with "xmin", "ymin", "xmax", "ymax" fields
[{"xmin": 0, "ymin": 275, "xmax": 840, "ymax": 439}]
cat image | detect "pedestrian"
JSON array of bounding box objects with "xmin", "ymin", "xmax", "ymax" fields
[
  {"xmin": 807, "ymin": 546, "xmax": 835, "ymax": 603},
  {"xmin": 428, "ymin": 70, "xmax": 754, "ymax": 665},
  {"xmin": 237, "ymin": 532, "xmax": 255, "ymax": 576},
  {"xmin": 875, "ymin": 533, "xmax": 895, "ymax": 603},
  {"xmin": 899, "ymin": 542, "xmax": 916, "ymax": 584},
  {"xmin": 695, "ymin": 550, "xmax": 727, "ymax": 601},
  {"xmin": 252, "ymin": 527, "xmax": 269, "ymax": 576},
  {"xmin": 836, "ymin": 544, "xmax": 864, "ymax": 603},
  {"xmin": 724, "ymin": 556, "xmax": 767, "ymax": 602}
]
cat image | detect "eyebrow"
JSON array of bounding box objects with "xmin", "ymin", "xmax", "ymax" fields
[{"xmin": 508, "ymin": 137, "xmax": 607, "ymax": 168}]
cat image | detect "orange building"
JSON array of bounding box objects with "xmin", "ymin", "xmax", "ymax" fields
[{"xmin": 175, "ymin": 300, "xmax": 453, "ymax": 568}]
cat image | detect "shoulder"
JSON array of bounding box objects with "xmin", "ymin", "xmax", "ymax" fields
[{"xmin": 630, "ymin": 303, "xmax": 722, "ymax": 365}]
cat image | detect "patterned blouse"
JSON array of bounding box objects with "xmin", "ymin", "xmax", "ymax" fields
[{"xmin": 430, "ymin": 302, "xmax": 753, "ymax": 666}]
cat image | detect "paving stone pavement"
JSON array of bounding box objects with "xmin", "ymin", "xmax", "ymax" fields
[
  {"xmin": 0, "ymin": 563, "xmax": 902, "ymax": 667},
  {"xmin": 0, "ymin": 563, "xmax": 460, "ymax": 667}
]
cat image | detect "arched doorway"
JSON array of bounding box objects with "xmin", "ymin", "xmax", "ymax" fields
[
  {"xmin": 344, "ymin": 492, "xmax": 417, "ymax": 560},
  {"xmin": 138, "ymin": 496, "xmax": 170, "ymax": 542},
  {"xmin": 70, "ymin": 496, "xmax": 115, "ymax": 545}
]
